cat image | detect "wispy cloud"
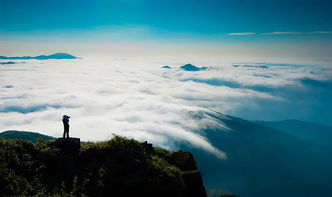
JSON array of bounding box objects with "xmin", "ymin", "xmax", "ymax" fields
[
  {"xmin": 228, "ymin": 31, "xmax": 332, "ymax": 36},
  {"xmin": 228, "ymin": 32, "xmax": 256, "ymax": 36},
  {"xmin": 311, "ymin": 31, "xmax": 331, "ymax": 34},
  {"xmin": 261, "ymin": 32, "xmax": 303, "ymax": 35}
]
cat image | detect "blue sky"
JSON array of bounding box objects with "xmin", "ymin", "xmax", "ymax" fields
[{"xmin": 1, "ymin": 0, "xmax": 332, "ymax": 57}]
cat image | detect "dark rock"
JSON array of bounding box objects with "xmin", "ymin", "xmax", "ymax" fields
[
  {"xmin": 168, "ymin": 151, "xmax": 207, "ymax": 197},
  {"xmin": 54, "ymin": 138, "xmax": 80, "ymax": 156},
  {"xmin": 46, "ymin": 138, "xmax": 81, "ymax": 192},
  {"xmin": 168, "ymin": 151, "xmax": 197, "ymax": 171},
  {"xmin": 143, "ymin": 141, "xmax": 155, "ymax": 154}
]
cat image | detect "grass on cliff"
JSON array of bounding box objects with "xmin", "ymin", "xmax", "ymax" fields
[{"xmin": 0, "ymin": 136, "xmax": 183, "ymax": 197}]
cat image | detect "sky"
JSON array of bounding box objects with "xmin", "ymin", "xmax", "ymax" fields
[{"xmin": 1, "ymin": 0, "xmax": 332, "ymax": 58}]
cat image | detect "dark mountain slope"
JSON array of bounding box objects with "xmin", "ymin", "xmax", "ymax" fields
[
  {"xmin": 256, "ymin": 119, "xmax": 332, "ymax": 148},
  {"xmin": 179, "ymin": 111, "xmax": 332, "ymax": 197}
]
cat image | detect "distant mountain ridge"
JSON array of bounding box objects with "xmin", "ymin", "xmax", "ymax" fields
[
  {"xmin": 256, "ymin": 119, "xmax": 332, "ymax": 148},
  {"xmin": 178, "ymin": 111, "xmax": 332, "ymax": 197},
  {"xmin": 0, "ymin": 130, "xmax": 55, "ymax": 142},
  {"xmin": 0, "ymin": 61, "xmax": 20, "ymax": 65},
  {"xmin": 0, "ymin": 53, "xmax": 79, "ymax": 60}
]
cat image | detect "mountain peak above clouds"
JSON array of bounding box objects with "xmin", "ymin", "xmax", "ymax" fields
[
  {"xmin": 180, "ymin": 64, "xmax": 208, "ymax": 71},
  {"xmin": 0, "ymin": 53, "xmax": 79, "ymax": 60},
  {"xmin": 35, "ymin": 53, "xmax": 78, "ymax": 59}
]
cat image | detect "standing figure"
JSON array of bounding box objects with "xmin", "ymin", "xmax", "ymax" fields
[{"xmin": 63, "ymin": 115, "xmax": 70, "ymax": 138}]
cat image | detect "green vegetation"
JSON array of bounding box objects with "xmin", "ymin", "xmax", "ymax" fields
[
  {"xmin": 0, "ymin": 136, "xmax": 186, "ymax": 197},
  {"xmin": 0, "ymin": 130, "xmax": 55, "ymax": 143}
]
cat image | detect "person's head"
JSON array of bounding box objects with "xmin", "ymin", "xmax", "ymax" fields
[{"xmin": 63, "ymin": 115, "xmax": 70, "ymax": 119}]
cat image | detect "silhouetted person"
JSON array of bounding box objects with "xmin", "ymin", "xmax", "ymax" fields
[{"xmin": 63, "ymin": 115, "xmax": 70, "ymax": 138}]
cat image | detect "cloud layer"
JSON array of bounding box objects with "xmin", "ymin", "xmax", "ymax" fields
[{"xmin": 1, "ymin": 57, "xmax": 331, "ymax": 159}]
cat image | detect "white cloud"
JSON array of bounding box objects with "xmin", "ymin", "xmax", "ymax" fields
[
  {"xmin": 261, "ymin": 32, "xmax": 303, "ymax": 35},
  {"xmin": 228, "ymin": 31, "xmax": 332, "ymax": 36},
  {"xmin": 228, "ymin": 32, "xmax": 256, "ymax": 36},
  {"xmin": 1, "ymin": 57, "xmax": 331, "ymax": 159},
  {"xmin": 311, "ymin": 31, "xmax": 331, "ymax": 34}
]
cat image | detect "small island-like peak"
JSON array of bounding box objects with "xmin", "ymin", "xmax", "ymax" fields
[
  {"xmin": 0, "ymin": 53, "xmax": 79, "ymax": 60},
  {"xmin": 180, "ymin": 64, "xmax": 208, "ymax": 71}
]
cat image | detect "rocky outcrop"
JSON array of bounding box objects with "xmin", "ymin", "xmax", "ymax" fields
[
  {"xmin": 168, "ymin": 151, "xmax": 207, "ymax": 197},
  {"xmin": 54, "ymin": 137, "xmax": 80, "ymax": 156},
  {"xmin": 0, "ymin": 137, "xmax": 208, "ymax": 196}
]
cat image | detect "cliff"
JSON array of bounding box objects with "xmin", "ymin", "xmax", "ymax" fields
[{"xmin": 0, "ymin": 136, "xmax": 207, "ymax": 197}]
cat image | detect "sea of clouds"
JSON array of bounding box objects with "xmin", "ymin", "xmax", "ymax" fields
[{"xmin": 1, "ymin": 57, "xmax": 331, "ymax": 159}]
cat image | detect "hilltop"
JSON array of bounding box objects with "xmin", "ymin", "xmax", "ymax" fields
[
  {"xmin": 0, "ymin": 135, "xmax": 207, "ymax": 197},
  {"xmin": 0, "ymin": 130, "xmax": 55, "ymax": 142}
]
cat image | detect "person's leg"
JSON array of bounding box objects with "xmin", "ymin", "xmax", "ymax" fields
[{"xmin": 64, "ymin": 126, "xmax": 69, "ymax": 138}]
